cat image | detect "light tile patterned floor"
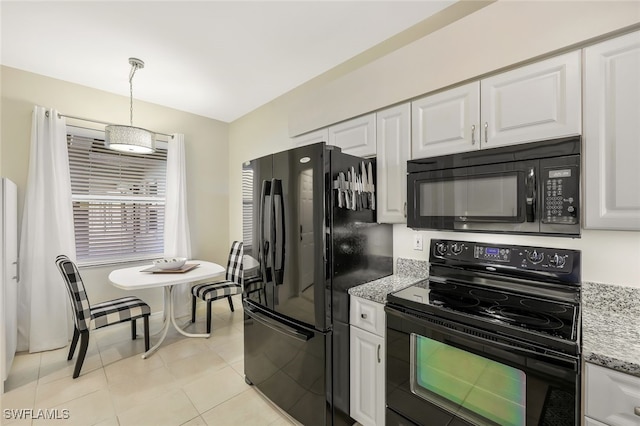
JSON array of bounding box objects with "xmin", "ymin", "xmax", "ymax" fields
[{"xmin": 2, "ymin": 295, "xmax": 299, "ymax": 426}]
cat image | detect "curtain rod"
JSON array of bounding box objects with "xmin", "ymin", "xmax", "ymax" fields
[{"xmin": 55, "ymin": 112, "xmax": 174, "ymax": 139}]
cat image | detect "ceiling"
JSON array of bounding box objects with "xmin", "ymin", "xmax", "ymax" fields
[{"xmin": 1, "ymin": 1, "xmax": 456, "ymax": 123}]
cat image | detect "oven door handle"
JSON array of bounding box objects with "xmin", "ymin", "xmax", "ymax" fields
[{"xmin": 389, "ymin": 307, "xmax": 578, "ymax": 366}]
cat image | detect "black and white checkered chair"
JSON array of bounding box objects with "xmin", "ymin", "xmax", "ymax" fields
[
  {"xmin": 55, "ymin": 255, "xmax": 151, "ymax": 378},
  {"xmin": 191, "ymin": 241, "xmax": 243, "ymax": 334}
]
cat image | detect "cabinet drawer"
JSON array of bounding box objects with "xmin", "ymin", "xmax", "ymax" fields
[
  {"xmin": 585, "ymin": 363, "xmax": 640, "ymax": 426},
  {"xmin": 350, "ymin": 296, "xmax": 385, "ymax": 336}
]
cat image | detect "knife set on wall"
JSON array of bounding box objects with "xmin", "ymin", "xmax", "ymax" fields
[{"xmin": 333, "ymin": 161, "xmax": 376, "ymax": 211}]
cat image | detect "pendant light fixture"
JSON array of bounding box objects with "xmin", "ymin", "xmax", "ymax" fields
[{"xmin": 105, "ymin": 57, "xmax": 155, "ymax": 154}]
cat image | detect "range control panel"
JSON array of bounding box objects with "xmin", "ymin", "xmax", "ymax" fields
[{"xmin": 430, "ymin": 239, "xmax": 579, "ymax": 274}]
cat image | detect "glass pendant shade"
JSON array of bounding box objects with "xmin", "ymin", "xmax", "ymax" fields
[{"xmin": 105, "ymin": 125, "xmax": 156, "ymax": 154}]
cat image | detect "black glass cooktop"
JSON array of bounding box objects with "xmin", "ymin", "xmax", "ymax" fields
[{"xmin": 389, "ymin": 278, "xmax": 579, "ymax": 343}]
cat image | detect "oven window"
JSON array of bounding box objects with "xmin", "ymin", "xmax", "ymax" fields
[
  {"xmin": 419, "ymin": 174, "xmax": 518, "ymax": 218},
  {"xmin": 410, "ymin": 334, "xmax": 526, "ymax": 426}
]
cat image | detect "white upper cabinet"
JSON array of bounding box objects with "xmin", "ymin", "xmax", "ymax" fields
[
  {"xmin": 412, "ymin": 82, "xmax": 480, "ymax": 158},
  {"xmin": 291, "ymin": 128, "xmax": 329, "ymax": 147},
  {"xmin": 328, "ymin": 113, "xmax": 376, "ymax": 158},
  {"xmin": 584, "ymin": 30, "xmax": 640, "ymax": 230},
  {"xmin": 481, "ymin": 50, "xmax": 581, "ymax": 148},
  {"xmin": 411, "ymin": 51, "xmax": 582, "ymax": 159},
  {"xmin": 377, "ymin": 103, "xmax": 411, "ymax": 223}
]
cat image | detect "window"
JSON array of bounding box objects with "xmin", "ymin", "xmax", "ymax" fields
[{"xmin": 67, "ymin": 130, "xmax": 167, "ymax": 265}]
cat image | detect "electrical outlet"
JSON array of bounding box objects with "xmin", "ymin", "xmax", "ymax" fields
[{"xmin": 413, "ymin": 234, "xmax": 423, "ymax": 251}]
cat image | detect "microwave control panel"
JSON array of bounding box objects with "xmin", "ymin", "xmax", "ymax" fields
[{"xmin": 542, "ymin": 165, "xmax": 579, "ymax": 225}]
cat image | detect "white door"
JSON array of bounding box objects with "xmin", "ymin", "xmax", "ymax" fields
[
  {"xmin": 480, "ymin": 50, "xmax": 581, "ymax": 148},
  {"xmin": 328, "ymin": 113, "xmax": 377, "ymax": 158},
  {"xmin": 350, "ymin": 326, "xmax": 385, "ymax": 426},
  {"xmin": 585, "ymin": 363, "xmax": 640, "ymax": 425},
  {"xmin": 584, "ymin": 31, "xmax": 640, "ymax": 230},
  {"xmin": 377, "ymin": 103, "xmax": 411, "ymax": 223},
  {"xmin": 411, "ymin": 82, "xmax": 480, "ymax": 158}
]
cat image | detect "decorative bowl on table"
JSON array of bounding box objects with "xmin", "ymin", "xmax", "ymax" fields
[{"xmin": 153, "ymin": 257, "xmax": 187, "ymax": 270}]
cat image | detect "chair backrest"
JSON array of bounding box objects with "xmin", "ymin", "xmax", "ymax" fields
[
  {"xmin": 55, "ymin": 255, "xmax": 92, "ymax": 332},
  {"xmin": 226, "ymin": 241, "xmax": 244, "ymax": 285}
]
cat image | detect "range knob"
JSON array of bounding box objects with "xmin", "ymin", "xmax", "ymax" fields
[
  {"xmin": 434, "ymin": 242, "xmax": 448, "ymax": 256},
  {"xmin": 527, "ymin": 249, "xmax": 545, "ymax": 264},
  {"xmin": 549, "ymin": 253, "xmax": 566, "ymax": 268},
  {"xmin": 451, "ymin": 242, "xmax": 464, "ymax": 255}
]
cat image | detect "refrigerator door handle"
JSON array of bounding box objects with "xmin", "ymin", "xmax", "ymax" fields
[
  {"xmin": 270, "ymin": 178, "xmax": 285, "ymax": 285},
  {"xmin": 259, "ymin": 180, "xmax": 272, "ymax": 282},
  {"xmin": 245, "ymin": 306, "xmax": 312, "ymax": 342}
]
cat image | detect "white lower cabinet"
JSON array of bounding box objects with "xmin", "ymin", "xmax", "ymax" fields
[
  {"xmin": 350, "ymin": 296, "xmax": 385, "ymax": 426},
  {"xmin": 585, "ymin": 363, "xmax": 640, "ymax": 426}
]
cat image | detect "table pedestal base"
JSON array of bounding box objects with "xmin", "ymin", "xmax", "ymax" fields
[{"xmin": 142, "ymin": 285, "xmax": 210, "ymax": 359}]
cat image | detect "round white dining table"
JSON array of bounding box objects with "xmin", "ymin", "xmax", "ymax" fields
[{"xmin": 109, "ymin": 260, "xmax": 225, "ymax": 358}]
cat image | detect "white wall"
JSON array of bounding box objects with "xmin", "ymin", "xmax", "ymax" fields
[
  {"xmin": 1, "ymin": 66, "xmax": 230, "ymax": 312},
  {"xmin": 229, "ymin": 1, "xmax": 640, "ymax": 289}
]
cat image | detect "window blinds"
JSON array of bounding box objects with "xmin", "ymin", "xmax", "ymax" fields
[{"xmin": 67, "ymin": 134, "xmax": 167, "ymax": 265}]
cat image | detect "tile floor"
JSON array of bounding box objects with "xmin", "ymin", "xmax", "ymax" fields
[{"xmin": 1, "ymin": 295, "xmax": 299, "ymax": 426}]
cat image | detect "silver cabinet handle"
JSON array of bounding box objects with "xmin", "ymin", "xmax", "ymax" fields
[
  {"xmin": 471, "ymin": 124, "xmax": 476, "ymax": 145},
  {"xmin": 635, "ymin": 407, "xmax": 640, "ymax": 416},
  {"xmin": 361, "ymin": 313, "xmax": 367, "ymax": 319},
  {"xmin": 484, "ymin": 122, "xmax": 489, "ymax": 144},
  {"xmin": 403, "ymin": 202, "xmax": 407, "ymax": 218},
  {"xmin": 377, "ymin": 344, "xmax": 381, "ymax": 363}
]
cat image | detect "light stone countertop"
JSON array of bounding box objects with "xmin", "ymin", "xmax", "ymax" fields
[
  {"xmin": 581, "ymin": 282, "xmax": 640, "ymax": 377},
  {"xmin": 348, "ymin": 258, "xmax": 428, "ymax": 304}
]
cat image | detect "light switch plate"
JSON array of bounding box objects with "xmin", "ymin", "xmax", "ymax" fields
[{"xmin": 413, "ymin": 234, "xmax": 423, "ymax": 251}]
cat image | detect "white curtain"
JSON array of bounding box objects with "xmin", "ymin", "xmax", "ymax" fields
[
  {"xmin": 164, "ymin": 133, "xmax": 193, "ymax": 317},
  {"xmin": 17, "ymin": 106, "xmax": 75, "ymax": 352}
]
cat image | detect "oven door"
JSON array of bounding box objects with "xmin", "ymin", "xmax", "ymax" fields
[
  {"xmin": 407, "ymin": 160, "xmax": 540, "ymax": 234},
  {"xmin": 385, "ymin": 305, "xmax": 580, "ymax": 426}
]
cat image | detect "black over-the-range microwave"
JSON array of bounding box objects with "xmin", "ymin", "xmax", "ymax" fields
[{"xmin": 407, "ymin": 136, "xmax": 581, "ymax": 237}]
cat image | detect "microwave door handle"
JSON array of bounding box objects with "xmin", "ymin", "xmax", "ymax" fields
[
  {"xmin": 271, "ymin": 178, "xmax": 285, "ymax": 285},
  {"xmin": 526, "ymin": 168, "xmax": 536, "ymax": 222}
]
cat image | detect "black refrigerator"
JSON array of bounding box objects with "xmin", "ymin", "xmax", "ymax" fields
[{"xmin": 242, "ymin": 142, "xmax": 393, "ymax": 425}]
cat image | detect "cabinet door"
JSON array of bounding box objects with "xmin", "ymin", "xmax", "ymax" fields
[
  {"xmin": 376, "ymin": 103, "xmax": 410, "ymax": 223},
  {"xmin": 480, "ymin": 50, "xmax": 581, "ymax": 148},
  {"xmin": 412, "ymin": 82, "xmax": 480, "ymax": 158},
  {"xmin": 291, "ymin": 128, "xmax": 329, "ymax": 147},
  {"xmin": 350, "ymin": 326, "xmax": 385, "ymax": 426},
  {"xmin": 585, "ymin": 363, "xmax": 640, "ymax": 426},
  {"xmin": 328, "ymin": 113, "xmax": 376, "ymax": 157},
  {"xmin": 584, "ymin": 31, "xmax": 640, "ymax": 230}
]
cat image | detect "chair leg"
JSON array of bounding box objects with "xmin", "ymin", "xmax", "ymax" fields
[
  {"xmin": 206, "ymin": 302, "xmax": 212, "ymax": 334},
  {"xmin": 73, "ymin": 331, "xmax": 90, "ymax": 379},
  {"xmin": 68, "ymin": 327, "xmax": 80, "ymax": 361},
  {"xmin": 227, "ymin": 296, "xmax": 235, "ymax": 312},
  {"xmin": 191, "ymin": 295, "xmax": 197, "ymax": 323},
  {"xmin": 131, "ymin": 319, "xmax": 137, "ymax": 340},
  {"xmin": 143, "ymin": 315, "xmax": 150, "ymax": 351}
]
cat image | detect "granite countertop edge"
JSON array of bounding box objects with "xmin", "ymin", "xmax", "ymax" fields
[{"xmin": 348, "ymin": 274, "xmax": 425, "ymax": 304}]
